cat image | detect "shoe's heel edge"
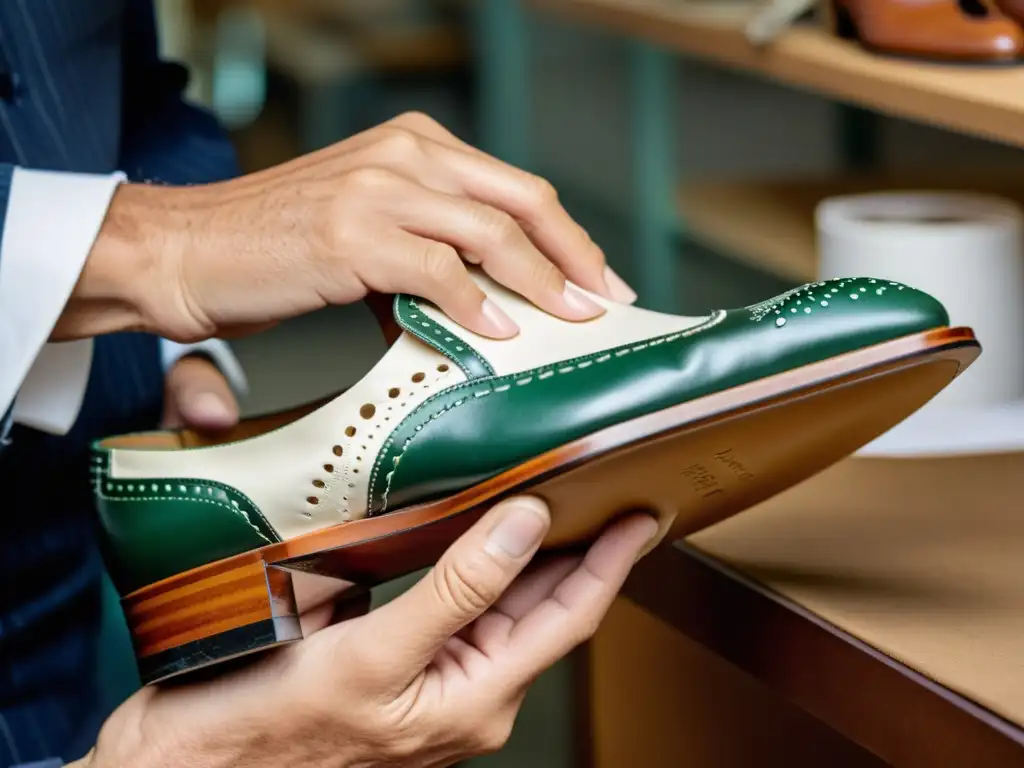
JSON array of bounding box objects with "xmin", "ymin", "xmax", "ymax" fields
[
  {"xmin": 137, "ymin": 615, "xmax": 302, "ymax": 685},
  {"xmin": 124, "ymin": 557, "xmax": 300, "ymax": 685}
]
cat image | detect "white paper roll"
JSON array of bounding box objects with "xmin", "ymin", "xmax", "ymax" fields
[{"xmin": 816, "ymin": 192, "xmax": 1024, "ymax": 408}]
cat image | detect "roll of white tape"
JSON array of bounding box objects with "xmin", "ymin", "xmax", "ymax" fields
[{"xmin": 816, "ymin": 192, "xmax": 1024, "ymax": 407}]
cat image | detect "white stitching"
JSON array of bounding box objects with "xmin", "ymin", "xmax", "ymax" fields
[
  {"xmin": 395, "ymin": 297, "xmax": 494, "ymax": 377},
  {"xmin": 97, "ymin": 492, "xmax": 272, "ymax": 543},
  {"xmin": 370, "ymin": 310, "xmax": 728, "ymax": 507},
  {"xmin": 370, "ymin": 310, "xmax": 728, "ymax": 509},
  {"xmin": 94, "ymin": 453, "xmax": 278, "ymax": 543},
  {"xmin": 379, "ymin": 398, "xmax": 463, "ymax": 510}
]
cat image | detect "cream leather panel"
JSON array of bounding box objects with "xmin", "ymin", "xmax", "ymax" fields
[
  {"xmin": 112, "ymin": 333, "xmax": 462, "ymax": 539},
  {"xmin": 418, "ymin": 273, "xmax": 709, "ymax": 375},
  {"xmin": 110, "ymin": 270, "xmax": 709, "ymax": 539}
]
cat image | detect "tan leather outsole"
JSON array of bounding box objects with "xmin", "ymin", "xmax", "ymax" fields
[{"xmin": 123, "ymin": 327, "xmax": 979, "ymax": 684}]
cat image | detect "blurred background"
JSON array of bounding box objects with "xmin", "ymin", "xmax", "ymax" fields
[
  {"xmin": 100, "ymin": 2, "xmax": 1024, "ymax": 765},
  {"xmin": 150, "ymin": 0, "xmax": 1024, "ymax": 415}
]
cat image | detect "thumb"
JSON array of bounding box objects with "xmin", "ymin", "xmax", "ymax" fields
[
  {"xmin": 359, "ymin": 496, "xmax": 550, "ymax": 678},
  {"xmin": 165, "ymin": 356, "xmax": 240, "ymax": 432}
]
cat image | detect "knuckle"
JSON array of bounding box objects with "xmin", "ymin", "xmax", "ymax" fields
[
  {"xmin": 432, "ymin": 553, "xmax": 498, "ymax": 617},
  {"xmin": 574, "ymin": 613, "xmax": 603, "ymax": 645},
  {"xmin": 395, "ymin": 110, "xmax": 440, "ymax": 131},
  {"xmin": 417, "ymin": 242, "xmax": 461, "ymax": 284},
  {"xmin": 477, "ymin": 208, "xmax": 521, "ymax": 248},
  {"xmin": 377, "ymin": 126, "xmax": 423, "ymax": 161},
  {"xmin": 342, "ymin": 165, "xmax": 399, "ymax": 193},
  {"xmin": 523, "ymin": 174, "xmax": 558, "ymax": 208},
  {"xmin": 527, "ymin": 254, "xmax": 563, "ymax": 287}
]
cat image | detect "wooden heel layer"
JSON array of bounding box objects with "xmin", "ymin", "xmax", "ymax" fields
[{"xmin": 124, "ymin": 556, "xmax": 300, "ymax": 684}]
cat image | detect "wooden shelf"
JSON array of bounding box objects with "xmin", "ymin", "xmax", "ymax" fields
[
  {"xmin": 679, "ymin": 177, "xmax": 823, "ymax": 282},
  {"xmin": 265, "ymin": 17, "xmax": 468, "ymax": 85},
  {"xmin": 679, "ymin": 174, "xmax": 1024, "ymax": 282},
  {"xmin": 616, "ymin": 541, "xmax": 1024, "ymax": 766},
  {"xmin": 530, "ymin": 0, "xmax": 1024, "ymax": 149}
]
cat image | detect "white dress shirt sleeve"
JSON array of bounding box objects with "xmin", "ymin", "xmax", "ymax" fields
[
  {"xmin": 1, "ymin": 168, "xmax": 124, "ymax": 434},
  {"xmin": 1, "ymin": 167, "xmax": 249, "ymax": 436}
]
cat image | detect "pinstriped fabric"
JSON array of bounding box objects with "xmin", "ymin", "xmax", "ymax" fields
[
  {"xmin": 0, "ymin": 164, "xmax": 13, "ymax": 451},
  {"xmin": 0, "ymin": 405, "xmax": 12, "ymax": 449},
  {"xmin": 0, "ymin": 2, "xmax": 241, "ymax": 765}
]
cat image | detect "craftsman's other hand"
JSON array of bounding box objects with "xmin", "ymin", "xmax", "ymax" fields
[{"xmin": 84, "ymin": 497, "xmax": 656, "ymax": 768}]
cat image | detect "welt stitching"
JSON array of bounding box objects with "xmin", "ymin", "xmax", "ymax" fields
[{"xmin": 369, "ymin": 309, "xmax": 728, "ymax": 509}]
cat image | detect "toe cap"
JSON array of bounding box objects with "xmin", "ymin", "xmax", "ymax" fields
[{"xmin": 741, "ymin": 277, "xmax": 948, "ymax": 369}]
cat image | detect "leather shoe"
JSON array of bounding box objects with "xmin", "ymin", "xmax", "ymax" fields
[
  {"xmin": 92, "ymin": 272, "xmax": 977, "ymax": 683},
  {"xmin": 826, "ymin": 0, "xmax": 1024, "ymax": 62}
]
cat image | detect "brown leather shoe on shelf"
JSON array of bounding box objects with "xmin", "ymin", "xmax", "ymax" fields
[
  {"xmin": 823, "ymin": 0, "xmax": 1024, "ymax": 63},
  {"xmin": 995, "ymin": 0, "xmax": 1024, "ymax": 26}
]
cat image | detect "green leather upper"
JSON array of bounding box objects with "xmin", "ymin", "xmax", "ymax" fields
[
  {"xmin": 92, "ymin": 452, "xmax": 281, "ymax": 594},
  {"xmin": 394, "ymin": 295, "xmax": 493, "ymax": 379},
  {"xmin": 368, "ymin": 278, "xmax": 947, "ymax": 514},
  {"xmin": 91, "ymin": 276, "xmax": 948, "ymax": 593}
]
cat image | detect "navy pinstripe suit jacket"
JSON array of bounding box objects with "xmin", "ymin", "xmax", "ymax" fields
[{"xmin": 0, "ymin": 2, "xmax": 240, "ymax": 764}]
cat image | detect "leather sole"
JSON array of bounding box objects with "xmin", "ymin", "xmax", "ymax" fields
[{"xmin": 123, "ymin": 326, "xmax": 979, "ymax": 684}]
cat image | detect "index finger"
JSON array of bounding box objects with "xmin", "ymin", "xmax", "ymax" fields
[{"xmin": 388, "ymin": 113, "xmax": 634, "ymax": 304}]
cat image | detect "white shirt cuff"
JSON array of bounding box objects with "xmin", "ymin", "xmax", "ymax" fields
[
  {"xmin": 160, "ymin": 337, "xmax": 249, "ymax": 396},
  {"xmin": 12, "ymin": 340, "xmax": 94, "ymax": 433},
  {"xmin": 12, "ymin": 338, "xmax": 249, "ymax": 435},
  {"xmin": 1, "ymin": 168, "xmax": 125, "ymax": 435}
]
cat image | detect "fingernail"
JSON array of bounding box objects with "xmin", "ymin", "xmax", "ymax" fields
[
  {"xmin": 604, "ymin": 266, "xmax": 638, "ymax": 304},
  {"xmin": 486, "ymin": 499, "xmax": 550, "ymax": 558},
  {"xmin": 562, "ymin": 285, "xmax": 605, "ymax": 319},
  {"xmin": 189, "ymin": 391, "xmax": 234, "ymax": 425},
  {"xmin": 634, "ymin": 514, "xmax": 662, "ymax": 563},
  {"xmin": 480, "ymin": 298, "xmax": 519, "ymax": 337}
]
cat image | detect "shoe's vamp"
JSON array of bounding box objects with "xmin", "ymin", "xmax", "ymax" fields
[
  {"xmin": 412, "ymin": 274, "xmax": 708, "ymax": 376},
  {"xmin": 109, "ymin": 273, "xmax": 707, "ymax": 538}
]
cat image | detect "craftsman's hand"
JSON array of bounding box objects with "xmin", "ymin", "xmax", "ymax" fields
[
  {"xmin": 161, "ymin": 355, "xmax": 239, "ymax": 432},
  {"xmin": 58, "ymin": 112, "xmax": 637, "ymax": 343},
  {"xmin": 85, "ymin": 498, "xmax": 657, "ymax": 768}
]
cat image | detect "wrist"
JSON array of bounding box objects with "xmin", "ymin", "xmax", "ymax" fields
[
  {"xmin": 52, "ymin": 183, "xmax": 199, "ymax": 342},
  {"xmin": 52, "ymin": 183, "xmax": 159, "ymax": 340}
]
